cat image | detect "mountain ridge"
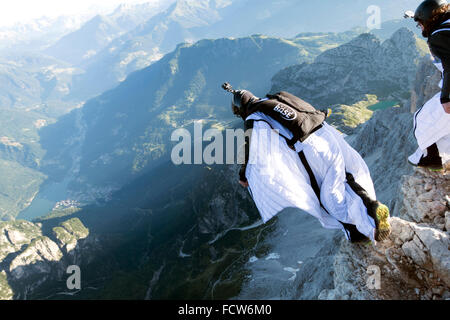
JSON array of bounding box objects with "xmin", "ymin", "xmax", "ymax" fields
[{"xmin": 271, "ymin": 27, "xmax": 428, "ymax": 108}]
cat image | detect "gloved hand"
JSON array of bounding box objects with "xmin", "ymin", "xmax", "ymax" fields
[
  {"xmin": 443, "ymin": 102, "xmax": 450, "ymax": 114},
  {"xmin": 239, "ymin": 180, "xmax": 249, "ymax": 188}
]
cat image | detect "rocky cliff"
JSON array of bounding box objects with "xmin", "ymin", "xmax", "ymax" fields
[
  {"xmin": 0, "ymin": 218, "xmax": 97, "ymax": 299},
  {"xmin": 410, "ymin": 55, "xmax": 442, "ymax": 112},
  {"xmin": 317, "ymin": 55, "xmax": 449, "ymax": 300},
  {"xmin": 271, "ymin": 28, "xmax": 428, "ymax": 107},
  {"xmin": 319, "ymin": 169, "xmax": 449, "ymax": 300}
]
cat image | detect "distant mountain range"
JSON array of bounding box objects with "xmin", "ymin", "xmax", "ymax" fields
[
  {"xmin": 43, "ymin": 1, "xmax": 175, "ymax": 66},
  {"xmin": 0, "ymin": 1, "xmax": 425, "ymax": 106},
  {"xmin": 65, "ymin": 0, "xmax": 424, "ymax": 100},
  {"xmin": 0, "ymin": 15, "xmax": 92, "ymax": 53},
  {"xmin": 271, "ymin": 28, "xmax": 428, "ymax": 107}
]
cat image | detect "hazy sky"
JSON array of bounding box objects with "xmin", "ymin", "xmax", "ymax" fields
[{"xmin": 0, "ymin": 0, "xmax": 156, "ymax": 27}]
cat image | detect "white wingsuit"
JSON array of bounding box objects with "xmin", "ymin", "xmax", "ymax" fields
[
  {"xmin": 408, "ymin": 56, "xmax": 450, "ymax": 166},
  {"xmin": 244, "ymin": 112, "xmax": 377, "ymax": 241}
]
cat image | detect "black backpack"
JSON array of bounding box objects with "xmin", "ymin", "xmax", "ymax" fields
[{"xmin": 245, "ymin": 91, "xmax": 327, "ymax": 148}]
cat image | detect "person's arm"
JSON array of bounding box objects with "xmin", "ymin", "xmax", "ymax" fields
[
  {"xmin": 239, "ymin": 120, "xmax": 254, "ymax": 186},
  {"xmin": 429, "ymin": 32, "xmax": 450, "ymax": 111}
]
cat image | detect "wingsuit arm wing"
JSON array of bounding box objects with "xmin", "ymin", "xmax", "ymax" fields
[
  {"xmin": 318, "ymin": 138, "xmax": 350, "ymax": 223},
  {"xmin": 429, "ymin": 32, "xmax": 450, "ymax": 104}
]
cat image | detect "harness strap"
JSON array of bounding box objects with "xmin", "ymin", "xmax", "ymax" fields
[
  {"xmin": 431, "ymin": 20, "xmax": 450, "ymax": 36},
  {"xmin": 299, "ymin": 151, "xmax": 354, "ymax": 240},
  {"xmin": 432, "ymin": 28, "xmax": 450, "ymax": 35},
  {"xmin": 287, "ymin": 124, "xmax": 324, "ymax": 148},
  {"xmin": 298, "ymin": 151, "xmax": 321, "ymax": 200}
]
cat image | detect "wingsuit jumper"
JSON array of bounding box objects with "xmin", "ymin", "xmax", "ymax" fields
[
  {"xmin": 405, "ymin": 0, "xmax": 450, "ymax": 172},
  {"xmin": 222, "ymin": 83, "xmax": 391, "ymax": 243}
]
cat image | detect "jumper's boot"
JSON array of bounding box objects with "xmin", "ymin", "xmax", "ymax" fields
[
  {"xmin": 346, "ymin": 173, "xmax": 391, "ymax": 242},
  {"xmin": 370, "ymin": 202, "xmax": 391, "ymax": 242},
  {"xmin": 409, "ymin": 144, "xmax": 443, "ymax": 172},
  {"xmin": 342, "ymin": 223, "xmax": 372, "ymax": 244}
]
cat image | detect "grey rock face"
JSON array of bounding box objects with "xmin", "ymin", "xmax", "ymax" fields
[
  {"xmin": 271, "ymin": 28, "xmax": 427, "ymax": 107},
  {"xmin": 236, "ymin": 209, "xmax": 341, "ymax": 300},
  {"xmin": 52, "ymin": 218, "xmax": 90, "ymax": 257},
  {"xmin": 0, "ymin": 218, "xmax": 96, "ymax": 299},
  {"xmin": 9, "ymin": 236, "xmax": 63, "ymax": 280},
  {"xmin": 195, "ymin": 165, "xmax": 258, "ymax": 235},
  {"xmin": 319, "ymin": 167, "xmax": 450, "ymax": 300},
  {"xmin": 320, "ymin": 207, "xmax": 450, "ymax": 300},
  {"xmin": 346, "ymin": 106, "xmax": 416, "ymax": 214},
  {"xmin": 410, "ymin": 56, "xmax": 442, "ymax": 112},
  {"xmin": 0, "ymin": 220, "xmax": 42, "ymax": 262},
  {"xmin": 343, "ymin": 44, "xmax": 444, "ymax": 214},
  {"xmin": 400, "ymin": 170, "xmax": 449, "ymax": 224}
]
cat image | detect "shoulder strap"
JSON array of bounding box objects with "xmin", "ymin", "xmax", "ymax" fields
[
  {"xmin": 249, "ymin": 118, "xmax": 292, "ymax": 142},
  {"xmin": 432, "ymin": 27, "xmax": 450, "ymax": 36},
  {"xmin": 299, "ymin": 151, "xmax": 321, "ymax": 200},
  {"xmin": 431, "ymin": 20, "xmax": 450, "ymax": 36}
]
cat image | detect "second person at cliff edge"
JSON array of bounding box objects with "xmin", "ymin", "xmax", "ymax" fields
[{"xmin": 405, "ymin": 0, "xmax": 450, "ymax": 172}]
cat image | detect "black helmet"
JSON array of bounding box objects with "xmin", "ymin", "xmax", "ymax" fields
[
  {"xmin": 414, "ymin": 0, "xmax": 448, "ymax": 22},
  {"xmin": 232, "ymin": 90, "xmax": 256, "ymax": 109},
  {"xmin": 222, "ymin": 83, "xmax": 258, "ymax": 119}
]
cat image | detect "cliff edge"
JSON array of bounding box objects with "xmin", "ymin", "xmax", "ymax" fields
[{"xmin": 319, "ymin": 169, "xmax": 449, "ymax": 300}]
